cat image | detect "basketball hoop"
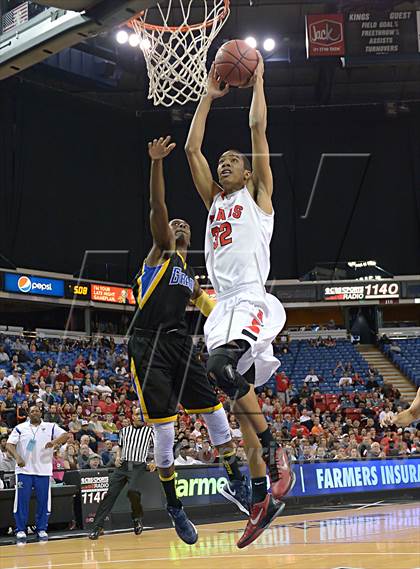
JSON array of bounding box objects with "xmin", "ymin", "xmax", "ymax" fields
[{"xmin": 128, "ymin": 0, "xmax": 230, "ymax": 107}]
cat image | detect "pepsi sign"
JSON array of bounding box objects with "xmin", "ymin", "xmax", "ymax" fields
[{"xmin": 4, "ymin": 273, "xmax": 64, "ymax": 297}]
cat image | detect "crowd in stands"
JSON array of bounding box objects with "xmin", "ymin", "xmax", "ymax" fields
[{"xmin": 0, "ymin": 331, "xmax": 419, "ymax": 484}]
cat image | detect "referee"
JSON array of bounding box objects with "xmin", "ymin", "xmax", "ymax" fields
[{"xmin": 88, "ymin": 407, "xmax": 154, "ymax": 539}]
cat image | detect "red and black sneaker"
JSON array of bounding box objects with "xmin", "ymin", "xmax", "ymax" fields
[
  {"xmin": 237, "ymin": 494, "xmax": 285, "ymax": 549},
  {"xmin": 264, "ymin": 445, "xmax": 295, "ymax": 500}
]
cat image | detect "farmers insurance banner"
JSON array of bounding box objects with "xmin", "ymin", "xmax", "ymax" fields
[
  {"xmin": 293, "ymin": 458, "xmax": 420, "ymax": 497},
  {"xmin": 174, "ymin": 458, "xmax": 420, "ymax": 505}
]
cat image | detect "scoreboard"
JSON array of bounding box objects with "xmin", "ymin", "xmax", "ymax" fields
[
  {"xmin": 345, "ymin": 11, "xmax": 419, "ymax": 58},
  {"xmin": 306, "ymin": 10, "xmax": 420, "ymax": 62},
  {"xmin": 65, "ymin": 282, "xmax": 90, "ymax": 300}
]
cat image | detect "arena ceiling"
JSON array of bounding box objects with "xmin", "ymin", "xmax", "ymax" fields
[{"xmin": 6, "ymin": 0, "xmax": 420, "ymax": 113}]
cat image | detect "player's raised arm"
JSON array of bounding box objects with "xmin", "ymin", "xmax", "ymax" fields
[
  {"xmin": 249, "ymin": 53, "xmax": 274, "ymax": 215},
  {"xmin": 148, "ymin": 137, "xmax": 176, "ymax": 256},
  {"xmin": 185, "ymin": 65, "xmax": 229, "ymax": 210}
]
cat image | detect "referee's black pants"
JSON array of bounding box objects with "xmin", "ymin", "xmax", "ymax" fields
[{"xmin": 93, "ymin": 462, "xmax": 147, "ymax": 529}]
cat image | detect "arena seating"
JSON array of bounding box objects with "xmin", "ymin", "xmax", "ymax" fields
[
  {"xmin": 0, "ymin": 333, "xmax": 380, "ymax": 394},
  {"xmin": 381, "ymin": 338, "xmax": 420, "ymax": 387},
  {"xmin": 263, "ymin": 339, "xmax": 381, "ymax": 395}
]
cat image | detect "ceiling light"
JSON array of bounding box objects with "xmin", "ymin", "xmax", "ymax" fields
[
  {"xmin": 263, "ymin": 38, "xmax": 275, "ymax": 52},
  {"xmin": 116, "ymin": 30, "xmax": 128, "ymax": 44},
  {"xmin": 245, "ymin": 36, "xmax": 257, "ymax": 49}
]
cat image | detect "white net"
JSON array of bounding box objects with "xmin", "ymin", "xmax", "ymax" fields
[{"xmin": 130, "ymin": 0, "xmax": 230, "ymax": 107}]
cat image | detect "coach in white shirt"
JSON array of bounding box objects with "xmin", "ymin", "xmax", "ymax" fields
[{"xmin": 6, "ymin": 406, "xmax": 69, "ymax": 545}]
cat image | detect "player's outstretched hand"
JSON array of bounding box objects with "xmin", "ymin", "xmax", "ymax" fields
[
  {"xmin": 207, "ymin": 63, "xmax": 230, "ymax": 99},
  {"xmin": 239, "ymin": 50, "xmax": 264, "ymax": 89},
  {"xmin": 391, "ymin": 387, "xmax": 420, "ymax": 427},
  {"xmin": 380, "ymin": 413, "xmax": 395, "ymax": 429},
  {"xmin": 148, "ymin": 136, "xmax": 176, "ymax": 160},
  {"xmin": 392, "ymin": 409, "xmax": 414, "ymax": 428}
]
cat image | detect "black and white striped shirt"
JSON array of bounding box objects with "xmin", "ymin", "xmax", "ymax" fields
[{"xmin": 118, "ymin": 425, "xmax": 154, "ymax": 463}]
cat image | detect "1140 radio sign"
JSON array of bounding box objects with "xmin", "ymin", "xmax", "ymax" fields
[{"xmin": 324, "ymin": 282, "xmax": 399, "ymax": 301}]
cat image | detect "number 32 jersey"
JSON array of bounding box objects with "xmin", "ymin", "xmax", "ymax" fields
[{"xmin": 205, "ymin": 187, "xmax": 274, "ymax": 296}]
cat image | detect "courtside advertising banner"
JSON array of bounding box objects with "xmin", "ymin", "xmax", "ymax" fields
[
  {"xmin": 4, "ymin": 273, "xmax": 64, "ymax": 297},
  {"xmin": 293, "ymin": 458, "xmax": 420, "ymax": 496},
  {"xmin": 173, "ymin": 458, "xmax": 420, "ymax": 506},
  {"xmin": 91, "ymin": 284, "xmax": 135, "ymax": 305},
  {"xmin": 80, "ymin": 471, "xmax": 111, "ymax": 529},
  {"xmin": 306, "ymin": 14, "xmax": 345, "ymax": 57}
]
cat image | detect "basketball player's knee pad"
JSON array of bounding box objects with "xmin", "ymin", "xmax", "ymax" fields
[
  {"xmin": 201, "ymin": 407, "xmax": 231, "ymax": 447},
  {"xmin": 153, "ymin": 422, "xmax": 175, "ymax": 469},
  {"xmin": 207, "ymin": 345, "xmax": 251, "ymax": 400}
]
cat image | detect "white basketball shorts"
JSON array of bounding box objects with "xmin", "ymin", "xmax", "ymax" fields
[{"xmin": 204, "ymin": 289, "xmax": 286, "ymax": 388}]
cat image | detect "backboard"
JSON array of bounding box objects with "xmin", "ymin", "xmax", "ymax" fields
[{"xmin": 0, "ymin": 0, "xmax": 155, "ymax": 80}]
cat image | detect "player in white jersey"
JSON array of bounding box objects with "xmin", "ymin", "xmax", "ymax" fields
[{"xmin": 185, "ymin": 53, "xmax": 293, "ymax": 548}]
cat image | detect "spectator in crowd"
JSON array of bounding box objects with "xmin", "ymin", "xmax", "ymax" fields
[
  {"xmin": 175, "ymin": 448, "xmax": 201, "ymax": 466},
  {"xmin": 0, "ymin": 346, "xmax": 10, "ymax": 363},
  {"xmin": 389, "ymin": 342, "xmax": 401, "ymax": 354},
  {"xmin": 229, "ymin": 420, "xmax": 242, "ymax": 441},
  {"xmin": 78, "ymin": 444, "xmax": 93, "ymax": 468},
  {"xmin": 299, "ymin": 409, "xmax": 313, "ymax": 431},
  {"xmin": 261, "ymin": 397, "xmax": 275, "ymax": 418},
  {"xmin": 102, "ymin": 413, "xmax": 118, "ymax": 437},
  {"xmin": 0, "ymin": 369, "xmax": 7, "ymax": 388},
  {"xmin": 68, "ymin": 413, "xmax": 82, "ymax": 434},
  {"xmin": 44, "ymin": 403, "xmax": 63, "ymax": 425},
  {"xmin": 197, "ymin": 440, "xmax": 216, "ymax": 464},
  {"xmin": 77, "ymin": 421, "xmax": 100, "ymax": 451},
  {"xmin": 62, "ymin": 443, "xmax": 78, "ymax": 470},
  {"xmin": 87, "ymin": 454, "xmax": 102, "ymax": 469},
  {"xmin": 95, "ymin": 379, "xmax": 112, "ymax": 396},
  {"xmin": 101, "ymin": 440, "xmax": 117, "ymax": 467},
  {"xmin": 16, "ymin": 400, "xmax": 30, "ymax": 423},
  {"xmin": 367, "ymin": 441, "xmax": 386, "ymax": 459},
  {"xmin": 311, "ymin": 417, "xmax": 324, "ymax": 437},
  {"xmin": 379, "ymin": 406, "xmax": 395, "ymax": 427},
  {"xmin": 0, "ymin": 434, "xmax": 15, "ymax": 472},
  {"xmin": 366, "ymin": 375, "xmax": 379, "ymax": 390},
  {"xmin": 2, "ymin": 392, "xmax": 17, "ymax": 428},
  {"xmin": 89, "ymin": 413, "xmax": 105, "ymax": 437},
  {"xmin": 275, "ymin": 371, "xmax": 290, "ymax": 404},
  {"xmin": 304, "ymin": 368, "xmax": 320, "ymax": 388},
  {"xmin": 52, "ymin": 449, "xmax": 70, "ymax": 483},
  {"xmin": 338, "ymin": 374, "xmax": 353, "ymax": 388}
]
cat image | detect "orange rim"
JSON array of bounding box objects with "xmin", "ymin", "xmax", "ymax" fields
[{"xmin": 127, "ymin": 0, "xmax": 229, "ymax": 32}]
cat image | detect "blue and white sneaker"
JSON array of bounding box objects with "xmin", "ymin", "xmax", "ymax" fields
[
  {"xmin": 37, "ymin": 530, "xmax": 48, "ymax": 542},
  {"xmin": 219, "ymin": 478, "xmax": 251, "ymax": 516},
  {"xmin": 167, "ymin": 505, "xmax": 198, "ymax": 545},
  {"xmin": 16, "ymin": 531, "xmax": 27, "ymax": 545}
]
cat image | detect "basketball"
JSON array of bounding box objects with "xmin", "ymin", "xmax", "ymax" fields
[{"xmin": 214, "ymin": 39, "xmax": 259, "ymax": 87}]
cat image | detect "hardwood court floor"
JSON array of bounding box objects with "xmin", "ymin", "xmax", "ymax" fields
[{"xmin": 1, "ymin": 503, "xmax": 419, "ymax": 569}]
